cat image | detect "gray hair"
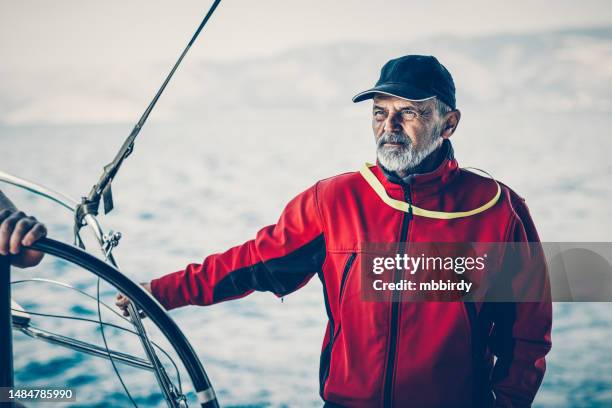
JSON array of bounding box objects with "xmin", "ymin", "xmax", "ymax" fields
[
  {"xmin": 433, "ymin": 98, "xmax": 453, "ymax": 118},
  {"xmin": 429, "ymin": 98, "xmax": 453, "ymax": 141}
]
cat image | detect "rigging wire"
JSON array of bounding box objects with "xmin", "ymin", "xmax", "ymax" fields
[{"xmin": 75, "ymin": 0, "xmax": 223, "ymax": 224}]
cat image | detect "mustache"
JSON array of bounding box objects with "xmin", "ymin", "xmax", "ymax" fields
[{"xmin": 377, "ymin": 132, "xmax": 412, "ymax": 147}]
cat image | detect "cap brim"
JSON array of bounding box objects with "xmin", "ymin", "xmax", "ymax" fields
[{"xmin": 352, "ymin": 83, "xmax": 435, "ymax": 103}]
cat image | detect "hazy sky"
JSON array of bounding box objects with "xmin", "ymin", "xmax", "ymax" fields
[{"xmin": 2, "ymin": 0, "xmax": 611, "ymax": 69}]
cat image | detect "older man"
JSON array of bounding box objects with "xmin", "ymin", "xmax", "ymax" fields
[
  {"xmin": 0, "ymin": 190, "xmax": 46, "ymax": 267},
  {"xmin": 117, "ymin": 55, "xmax": 552, "ymax": 407}
]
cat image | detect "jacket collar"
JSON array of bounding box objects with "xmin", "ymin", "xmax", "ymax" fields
[{"xmin": 374, "ymin": 139, "xmax": 460, "ymax": 191}]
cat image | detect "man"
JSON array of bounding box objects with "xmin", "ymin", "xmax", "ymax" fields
[
  {"xmin": 0, "ymin": 190, "xmax": 46, "ymax": 267},
  {"xmin": 117, "ymin": 55, "xmax": 552, "ymax": 407}
]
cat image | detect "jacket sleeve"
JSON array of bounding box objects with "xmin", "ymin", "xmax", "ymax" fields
[
  {"xmin": 150, "ymin": 183, "xmax": 326, "ymax": 310},
  {"xmin": 489, "ymin": 196, "xmax": 553, "ymax": 407}
]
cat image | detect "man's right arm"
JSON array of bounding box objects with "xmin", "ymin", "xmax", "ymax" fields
[{"xmin": 149, "ymin": 183, "xmax": 326, "ymax": 310}]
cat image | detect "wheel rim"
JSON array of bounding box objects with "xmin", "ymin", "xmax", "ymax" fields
[{"xmin": 15, "ymin": 237, "xmax": 220, "ymax": 408}]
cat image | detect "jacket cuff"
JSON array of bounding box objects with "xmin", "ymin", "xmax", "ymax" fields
[{"xmin": 150, "ymin": 270, "xmax": 189, "ymax": 311}]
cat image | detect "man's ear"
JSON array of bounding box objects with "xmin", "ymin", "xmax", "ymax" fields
[{"xmin": 440, "ymin": 110, "xmax": 461, "ymax": 139}]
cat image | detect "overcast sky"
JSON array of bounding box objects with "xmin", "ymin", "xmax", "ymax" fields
[{"xmin": 2, "ymin": 0, "xmax": 611, "ymax": 69}]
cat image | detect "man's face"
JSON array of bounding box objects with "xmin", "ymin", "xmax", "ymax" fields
[{"xmin": 372, "ymin": 94, "xmax": 445, "ymax": 175}]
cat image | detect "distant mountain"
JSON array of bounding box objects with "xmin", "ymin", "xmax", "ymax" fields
[{"xmin": 2, "ymin": 27, "xmax": 611, "ymax": 125}]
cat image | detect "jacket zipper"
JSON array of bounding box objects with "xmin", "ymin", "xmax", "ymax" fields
[
  {"xmin": 330, "ymin": 252, "xmax": 357, "ymax": 355},
  {"xmin": 320, "ymin": 252, "xmax": 357, "ymax": 394},
  {"xmin": 338, "ymin": 252, "xmax": 357, "ymax": 304},
  {"xmin": 383, "ymin": 186, "xmax": 412, "ymax": 408},
  {"xmin": 328, "ymin": 253, "xmax": 357, "ymax": 369}
]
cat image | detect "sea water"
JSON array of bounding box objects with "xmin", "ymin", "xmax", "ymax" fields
[{"xmin": 1, "ymin": 109, "xmax": 611, "ymax": 407}]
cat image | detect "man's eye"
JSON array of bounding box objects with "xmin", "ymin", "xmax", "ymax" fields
[
  {"xmin": 401, "ymin": 110, "xmax": 418, "ymax": 120},
  {"xmin": 373, "ymin": 111, "xmax": 385, "ymax": 118}
]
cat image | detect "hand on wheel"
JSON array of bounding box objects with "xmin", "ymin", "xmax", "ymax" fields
[
  {"xmin": 0, "ymin": 209, "xmax": 47, "ymax": 268},
  {"xmin": 115, "ymin": 282, "xmax": 152, "ymax": 318}
]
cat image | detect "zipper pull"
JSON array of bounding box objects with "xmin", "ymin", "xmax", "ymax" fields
[{"xmin": 404, "ymin": 187, "xmax": 413, "ymax": 220}]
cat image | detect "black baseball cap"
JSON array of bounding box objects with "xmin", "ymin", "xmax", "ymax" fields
[{"xmin": 352, "ymin": 55, "xmax": 456, "ymax": 109}]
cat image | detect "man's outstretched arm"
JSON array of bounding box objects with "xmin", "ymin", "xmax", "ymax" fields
[
  {"xmin": 137, "ymin": 183, "xmax": 325, "ymax": 311},
  {"xmin": 0, "ymin": 190, "xmax": 47, "ymax": 268}
]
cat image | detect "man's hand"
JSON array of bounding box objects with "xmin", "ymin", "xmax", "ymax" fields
[
  {"xmin": 0, "ymin": 209, "xmax": 47, "ymax": 268},
  {"xmin": 115, "ymin": 282, "xmax": 152, "ymax": 318}
]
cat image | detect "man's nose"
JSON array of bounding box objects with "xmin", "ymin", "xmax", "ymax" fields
[{"xmin": 383, "ymin": 114, "xmax": 401, "ymax": 133}]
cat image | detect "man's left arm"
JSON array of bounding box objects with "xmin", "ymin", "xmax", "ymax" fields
[
  {"xmin": 489, "ymin": 196, "xmax": 553, "ymax": 407},
  {"xmin": 0, "ymin": 190, "xmax": 47, "ymax": 267}
]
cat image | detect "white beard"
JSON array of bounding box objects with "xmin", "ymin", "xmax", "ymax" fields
[{"xmin": 376, "ymin": 131, "xmax": 443, "ymax": 173}]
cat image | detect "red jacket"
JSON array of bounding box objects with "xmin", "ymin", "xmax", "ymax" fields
[{"xmin": 151, "ymin": 141, "xmax": 552, "ymax": 407}]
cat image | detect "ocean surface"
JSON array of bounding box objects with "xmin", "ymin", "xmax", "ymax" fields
[{"xmin": 1, "ymin": 108, "xmax": 611, "ymax": 407}]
